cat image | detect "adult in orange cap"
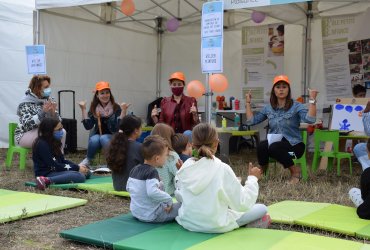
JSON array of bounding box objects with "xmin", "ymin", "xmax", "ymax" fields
[
  {"xmin": 78, "ymin": 81, "xmax": 131, "ymax": 166},
  {"xmin": 245, "ymin": 75, "xmax": 319, "ymax": 184},
  {"xmin": 151, "ymin": 72, "xmax": 199, "ymax": 135}
]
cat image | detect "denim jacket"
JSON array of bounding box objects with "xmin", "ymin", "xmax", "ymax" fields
[{"xmin": 246, "ymin": 101, "xmax": 315, "ymax": 145}]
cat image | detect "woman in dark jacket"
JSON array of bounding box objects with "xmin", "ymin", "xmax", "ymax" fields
[{"xmin": 78, "ymin": 81, "xmax": 130, "ymax": 166}]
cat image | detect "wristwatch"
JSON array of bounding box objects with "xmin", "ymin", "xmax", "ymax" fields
[{"xmin": 309, "ymin": 99, "xmax": 316, "ymax": 105}]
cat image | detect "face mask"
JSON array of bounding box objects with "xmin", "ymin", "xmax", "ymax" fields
[
  {"xmin": 171, "ymin": 86, "xmax": 184, "ymax": 96},
  {"xmin": 53, "ymin": 130, "xmax": 64, "ymax": 140},
  {"xmin": 43, "ymin": 87, "xmax": 52, "ymax": 98}
]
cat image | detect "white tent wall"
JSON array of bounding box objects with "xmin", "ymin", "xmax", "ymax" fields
[
  {"xmin": 161, "ymin": 24, "xmax": 305, "ymax": 111},
  {"xmin": 39, "ymin": 11, "xmax": 157, "ymax": 149},
  {"xmin": 0, "ymin": 1, "xmax": 34, "ymax": 148}
]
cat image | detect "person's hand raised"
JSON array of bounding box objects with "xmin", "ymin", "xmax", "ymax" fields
[
  {"xmin": 78, "ymin": 101, "xmax": 87, "ymax": 110},
  {"xmin": 248, "ymin": 162, "xmax": 262, "ymax": 180},
  {"xmin": 120, "ymin": 102, "xmax": 131, "ymax": 111},
  {"xmin": 245, "ymin": 90, "xmax": 252, "ymax": 103},
  {"xmin": 190, "ymin": 103, "xmax": 197, "ymax": 114},
  {"xmin": 308, "ymin": 88, "xmax": 319, "ymax": 100},
  {"xmin": 151, "ymin": 105, "xmax": 159, "ymax": 117}
]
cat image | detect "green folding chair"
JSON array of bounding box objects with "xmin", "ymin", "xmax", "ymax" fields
[
  {"xmin": 266, "ymin": 130, "xmax": 308, "ymax": 181},
  {"xmin": 311, "ymin": 129, "xmax": 352, "ymax": 176},
  {"xmin": 5, "ymin": 123, "xmax": 30, "ymax": 170}
]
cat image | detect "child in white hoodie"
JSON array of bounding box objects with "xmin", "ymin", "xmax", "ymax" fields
[{"xmin": 175, "ymin": 123, "xmax": 270, "ymax": 233}]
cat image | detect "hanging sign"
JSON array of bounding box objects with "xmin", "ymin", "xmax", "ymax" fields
[
  {"xmin": 26, "ymin": 45, "xmax": 46, "ymax": 74},
  {"xmin": 201, "ymin": 1, "xmax": 224, "ymax": 73}
]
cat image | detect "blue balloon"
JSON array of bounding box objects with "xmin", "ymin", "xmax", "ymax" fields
[
  {"xmin": 345, "ymin": 105, "xmax": 353, "ymax": 113},
  {"xmin": 335, "ymin": 104, "xmax": 344, "ymax": 110},
  {"xmin": 355, "ymin": 105, "xmax": 364, "ymax": 112}
]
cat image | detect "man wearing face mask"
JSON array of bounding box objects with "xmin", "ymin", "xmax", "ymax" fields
[
  {"xmin": 15, "ymin": 75, "xmax": 66, "ymax": 149},
  {"xmin": 151, "ymin": 72, "xmax": 199, "ymax": 135}
]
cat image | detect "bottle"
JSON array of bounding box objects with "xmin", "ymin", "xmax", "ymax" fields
[
  {"xmin": 235, "ymin": 99, "xmax": 240, "ymax": 110},
  {"xmin": 234, "ymin": 113, "xmax": 240, "ymax": 129},
  {"xmin": 222, "ymin": 116, "xmax": 227, "ymax": 129}
]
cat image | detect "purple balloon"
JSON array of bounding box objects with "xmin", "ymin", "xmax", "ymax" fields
[
  {"xmin": 251, "ymin": 11, "xmax": 266, "ymax": 24},
  {"xmin": 166, "ymin": 18, "xmax": 180, "ymax": 32}
]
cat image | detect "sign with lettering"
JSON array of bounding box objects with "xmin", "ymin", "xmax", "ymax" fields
[
  {"xmin": 201, "ymin": 1, "xmax": 223, "ymax": 73},
  {"xmin": 224, "ymin": 0, "xmax": 306, "ymax": 9},
  {"xmin": 26, "ymin": 45, "xmax": 46, "ymax": 74}
]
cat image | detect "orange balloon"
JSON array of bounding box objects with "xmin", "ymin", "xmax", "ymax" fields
[
  {"xmin": 209, "ymin": 74, "xmax": 228, "ymax": 93},
  {"xmin": 121, "ymin": 0, "xmax": 135, "ymax": 16},
  {"xmin": 187, "ymin": 80, "xmax": 205, "ymax": 99}
]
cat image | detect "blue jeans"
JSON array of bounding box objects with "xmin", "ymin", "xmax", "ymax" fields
[
  {"xmin": 87, "ymin": 134, "xmax": 112, "ymax": 160},
  {"xmin": 354, "ymin": 143, "xmax": 370, "ymax": 171},
  {"xmin": 46, "ymin": 171, "xmax": 86, "ymax": 184}
]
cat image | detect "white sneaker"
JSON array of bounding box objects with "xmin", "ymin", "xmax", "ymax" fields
[{"xmin": 79, "ymin": 158, "xmax": 90, "ymax": 166}]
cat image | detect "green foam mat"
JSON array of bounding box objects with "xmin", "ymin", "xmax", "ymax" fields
[
  {"xmin": 60, "ymin": 214, "xmax": 164, "ymax": 248},
  {"xmin": 0, "ymin": 189, "xmax": 87, "ymax": 223},
  {"xmin": 60, "ymin": 213, "xmax": 369, "ymax": 250},
  {"xmin": 268, "ymin": 200, "xmax": 331, "ymax": 224},
  {"xmin": 25, "ymin": 176, "xmax": 130, "ymax": 197},
  {"xmin": 269, "ymin": 201, "xmax": 370, "ymax": 239},
  {"xmin": 188, "ymin": 228, "xmax": 368, "ymax": 250}
]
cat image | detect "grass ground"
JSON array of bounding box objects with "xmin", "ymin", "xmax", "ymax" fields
[{"xmin": 0, "ymin": 147, "xmax": 368, "ymax": 249}]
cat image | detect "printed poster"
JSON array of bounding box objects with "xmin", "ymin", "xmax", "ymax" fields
[{"xmin": 241, "ymin": 24, "xmax": 284, "ymax": 104}]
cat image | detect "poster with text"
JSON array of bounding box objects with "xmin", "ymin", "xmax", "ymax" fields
[
  {"xmin": 322, "ymin": 9, "xmax": 370, "ymax": 101},
  {"xmin": 241, "ymin": 24, "xmax": 284, "ymax": 104}
]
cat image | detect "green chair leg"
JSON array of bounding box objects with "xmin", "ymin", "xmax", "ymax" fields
[{"xmin": 5, "ymin": 148, "xmax": 14, "ymax": 169}]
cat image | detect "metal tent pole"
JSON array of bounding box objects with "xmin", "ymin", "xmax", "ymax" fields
[
  {"xmin": 303, "ymin": 1, "xmax": 313, "ymax": 102},
  {"xmin": 35, "ymin": 10, "xmax": 40, "ymax": 45},
  {"xmin": 155, "ymin": 17, "xmax": 163, "ymax": 98}
]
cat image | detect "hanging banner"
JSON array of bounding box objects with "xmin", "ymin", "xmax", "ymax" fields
[
  {"xmin": 26, "ymin": 45, "xmax": 46, "ymax": 74},
  {"xmin": 322, "ymin": 8, "xmax": 370, "ymax": 101},
  {"xmin": 224, "ymin": 0, "xmax": 306, "ymax": 9},
  {"xmin": 201, "ymin": 1, "xmax": 223, "ymax": 73},
  {"xmin": 241, "ymin": 24, "xmax": 284, "ymax": 104}
]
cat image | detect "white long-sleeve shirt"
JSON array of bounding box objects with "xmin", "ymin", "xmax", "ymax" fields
[{"xmin": 175, "ymin": 156, "xmax": 259, "ymax": 233}]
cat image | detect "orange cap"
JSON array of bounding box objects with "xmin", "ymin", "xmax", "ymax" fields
[
  {"xmin": 169, "ymin": 72, "xmax": 185, "ymax": 82},
  {"xmin": 95, "ymin": 81, "xmax": 110, "ymax": 91},
  {"xmin": 273, "ymin": 75, "xmax": 290, "ymax": 85}
]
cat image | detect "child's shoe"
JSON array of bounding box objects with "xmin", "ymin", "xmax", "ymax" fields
[
  {"xmin": 36, "ymin": 176, "xmax": 51, "ymax": 190},
  {"xmin": 246, "ymin": 214, "xmax": 271, "ymax": 229}
]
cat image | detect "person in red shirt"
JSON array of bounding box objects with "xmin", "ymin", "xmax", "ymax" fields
[{"xmin": 151, "ymin": 72, "xmax": 199, "ymax": 135}]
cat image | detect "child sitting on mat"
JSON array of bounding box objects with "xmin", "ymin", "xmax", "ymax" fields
[
  {"xmin": 172, "ymin": 133, "xmax": 193, "ymax": 163},
  {"xmin": 126, "ymin": 135, "xmax": 181, "ymax": 223},
  {"xmin": 32, "ymin": 118, "xmax": 90, "ymax": 190},
  {"xmin": 175, "ymin": 123, "xmax": 270, "ymax": 233},
  {"xmin": 106, "ymin": 115, "xmax": 144, "ymax": 191},
  {"xmin": 151, "ymin": 123, "xmax": 182, "ymax": 195},
  {"xmin": 349, "ymin": 139, "xmax": 370, "ymax": 219}
]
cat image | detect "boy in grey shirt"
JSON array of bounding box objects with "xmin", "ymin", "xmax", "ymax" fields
[{"xmin": 126, "ymin": 135, "xmax": 180, "ymax": 222}]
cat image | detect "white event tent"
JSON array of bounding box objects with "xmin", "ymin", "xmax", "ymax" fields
[{"xmin": 0, "ymin": 0, "xmax": 369, "ymax": 148}]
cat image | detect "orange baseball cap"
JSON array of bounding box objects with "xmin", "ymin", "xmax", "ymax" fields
[
  {"xmin": 169, "ymin": 72, "xmax": 185, "ymax": 82},
  {"xmin": 273, "ymin": 75, "xmax": 290, "ymax": 85},
  {"xmin": 95, "ymin": 81, "xmax": 110, "ymax": 91}
]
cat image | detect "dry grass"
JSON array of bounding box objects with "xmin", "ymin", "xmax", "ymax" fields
[{"xmin": 0, "ymin": 147, "xmax": 367, "ymax": 249}]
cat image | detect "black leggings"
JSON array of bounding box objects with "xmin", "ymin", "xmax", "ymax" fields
[{"xmin": 257, "ymin": 138, "xmax": 305, "ymax": 168}]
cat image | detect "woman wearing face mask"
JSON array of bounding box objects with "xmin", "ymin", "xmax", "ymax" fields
[
  {"xmin": 245, "ymin": 75, "xmax": 318, "ymax": 184},
  {"xmin": 78, "ymin": 81, "xmax": 130, "ymax": 167},
  {"xmin": 151, "ymin": 72, "xmax": 199, "ymax": 135},
  {"xmin": 32, "ymin": 118, "xmax": 90, "ymax": 190},
  {"xmin": 15, "ymin": 75, "xmax": 66, "ymax": 148}
]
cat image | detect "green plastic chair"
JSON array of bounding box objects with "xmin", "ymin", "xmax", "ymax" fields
[
  {"xmin": 5, "ymin": 123, "xmax": 30, "ymax": 170},
  {"xmin": 311, "ymin": 129, "xmax": 352, "ymax": 176},
  {"xmin": 267, "ymin": 130, "xmax": 308, "ymax": 181}
]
